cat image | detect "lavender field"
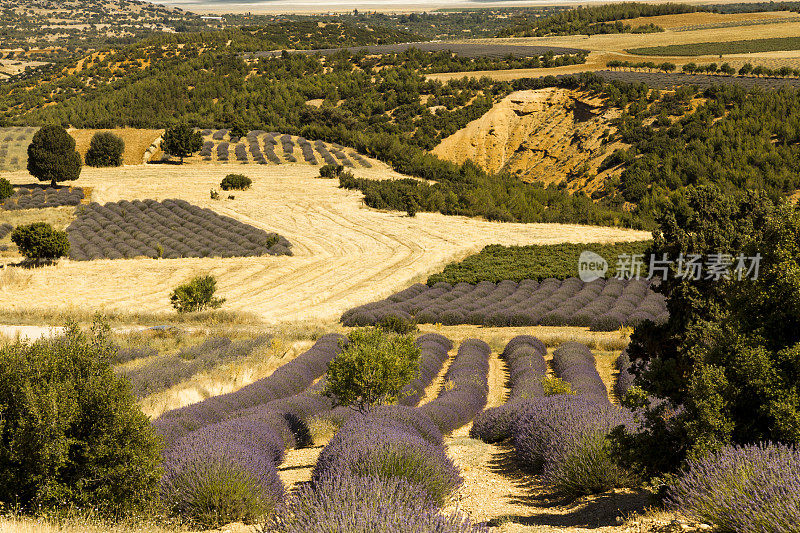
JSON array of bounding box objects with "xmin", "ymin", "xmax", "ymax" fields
[{"xmin": 342, "ymin": 277, "xmax": 668, "ymax": 331}]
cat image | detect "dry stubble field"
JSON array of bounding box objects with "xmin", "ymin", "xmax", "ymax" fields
[{"xmin": 0, "ymin": 163, "xmax": 649, "ymax": 324}]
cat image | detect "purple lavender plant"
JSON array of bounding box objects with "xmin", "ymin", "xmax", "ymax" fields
[
  {"xmin": 420, "ymin": 339, "xmax": 490, "ymax": 434},
  {"xmin": 511, "ymin": 395, "xmax": 636, "ymax": 496},
  {"xmin": 270, "ymin": 474, "xmax": 487, "ymax": 533},
  {"xmin": 312, "ymin": 413, "xmax": 462, "ymax": 505},
  {"xmin": 667, "ymin": 442, "xmax": 800, "ymax": 533}
]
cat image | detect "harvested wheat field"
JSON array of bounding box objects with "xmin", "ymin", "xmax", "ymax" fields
[{"xmin": 0, "ymin": 164, "xmax": 648, "ymax": 323}]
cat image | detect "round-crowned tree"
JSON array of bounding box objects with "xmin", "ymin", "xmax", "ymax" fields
[
  {"xmin": 11, "ymin": 222, "xmax": 70, "ymax": 262},
  {"xmin": 162, "ymin": 124, "xmax": 203, "ymax": 164},
  {"xmin": 27, "ymin": 125, "xmax": 82, "ymax": 187},
  {"xmin": 323, "ymin": 328, "xmax": 420, "ymax": 413},
  {"xmin": 85, "ymin": 131, "xmax": 125, "ymax": 167}
]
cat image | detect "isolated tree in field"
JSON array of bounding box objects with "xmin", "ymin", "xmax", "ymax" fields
[
  {"xmin": 324, "ymin": 328, "xmax": 420, "ymax": 413},
  {"xmin": 162, "ymin": 124, "xmax": 202, "ymax": 164},
  {"xmin": 170, "ymin": 274, "xmax": 225, "ymax": 312},
  {"xmin": 11, "ymin": 222, "xmax": 70, "ymax": 262},
  {"xmin": 85, "ymin": 131, "xmax": 125, "ymax": 167},
  {"xmin": 27, "ymin": 125, "xmax": 82, "ymax": 187},
  {"xmin": 0, "ymin": 322, "xmax": 162, "ymax": 514}
]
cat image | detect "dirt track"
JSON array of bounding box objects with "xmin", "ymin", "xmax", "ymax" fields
[{"xmin": 0, "ymin": 164, "xmax": 648, "ymax": 324}]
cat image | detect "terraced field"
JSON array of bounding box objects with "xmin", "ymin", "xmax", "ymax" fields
[{"xmin": 0, "ymin": 164, "xmax": 648, "ymax": 322}]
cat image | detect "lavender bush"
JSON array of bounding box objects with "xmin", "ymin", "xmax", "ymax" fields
[
  {"xmin": 67, "ymin": 199, "xmax": 291, "ymax": 260},
  {"xmin": 420, "ymin": 339, "xmax": 490, "ymax": 434},
  {"xmin": 270, "ymin": 474, "xmax": 486, "ymax": 533},
  {"xmin": 161, "ymin": 445, "xmax": 284, "ymax": 527},
  {"xmin": 400, "ymin": 333, "xmax": 452, "ymax": 406},
  {"xmin": 552, "ymin": 342, "xmax": 608, "ymax": 399},
  {"xmin": 312, "ymin": 413, "xmax": 462, "ymax": 505},
  {"xmin": 154, "ymin": 334, "xmax": 345, "ymax": 446},
  {"xmin": 667, "ymin": 443, "xmax": 800, "ymax": 533},
  {"xmin": 471, "ymin": 336, "xmax": 547, "ymax": 443},
  {"xmin": 511, "ymin": 395, "xmax": 636, "ymax": 496},
  {"xmin": 121, "ymin": 335, "xmax": 269, "ymax": 398}
]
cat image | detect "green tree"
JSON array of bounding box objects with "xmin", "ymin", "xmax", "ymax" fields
[
  {"xmin": 11, "ymin": 222, "xmax": 70, "ymax": 262},
  {"xmin": 162, "ymin": 124, "xmax": 202, "ymax": 164},
  {"xmin": 0, "ymin": 321, "xmax": 163, "ymax": 514},
  {"xmin": 170, "ymin": 274, "xmax": 225, "ymax": 312},
  {"xmin": 27, "ymin": 125, "xmax": 82, "ymax": 187},
  {"xmin": 85, "ymin": 131, "xmax": 125, "ymax": 167},
  {"xmin": 0, "ymin": 177, "xmax": 13, "ymax": 200},
  {"xmin": 616, "ymin": 186, "xmax": 800, "ymax": 477},
  {"xmin": 228, "ymin": 122, "xmax": 248, "ymax": 139},
  {"xmin": 323, "ymin": 328, "xmax": 421, "ymax": 413}
]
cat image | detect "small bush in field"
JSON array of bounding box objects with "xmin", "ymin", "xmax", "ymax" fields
[
  {"xmin": 85, "ymin": 131, "xmax": 125, "ymax": 167},
  {"xmin": 220, "ymin": 173, "xmax": 252, "ymax": 191},
  {"xmin": 667, "ymin": 443, "xmax": 800, "ymax": 533},
  {"xmin": 170, "ymin": 274, "xmax": 225, "ymax": 313},
  {"xmin": 318, "ymin": 163, "xmax": 343, "ymax": 178},
  {"xmin": 11, "ymin": 222, "xmax": 69, "ymax": 261},
  {"xmin": 0, "ymin": 323, "xmax": 162, "ymax": 514},
  {"xmin": 378, "ymin": 314, "xmax": 418, "ymax": 335},
  {"xmin": 324, "ymin": 328, "xmax": 420, "ymax": 413},
  {"xmin": 0, "ymin": 177, "xmax": 13, "ymax": 200}
]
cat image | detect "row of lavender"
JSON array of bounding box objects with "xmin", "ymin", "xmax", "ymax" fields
[
  {"xmin": 342, "ymin": 278, "xmax": 667, "ymax": 331},
  {"xmin": 198, "ymin": 130, "xmax": 371, "ymax": 168},
  {"xmin": 471, "ymin": 336, "xmax": 635, "ymax": 496},
  {"xmin": 272, "ymin": 338, "xmax": 492, "ymax": 531},
  {"xmin": 67, "ymin": 199, "xmax": 291, "ymax": 260},
  {"xmin": 1, "ymin": 186, "xmax": 84, "ymax": 210},
  {"xmin": 156, "ymin": 333, "xmax": 455, "ymax": 527}
]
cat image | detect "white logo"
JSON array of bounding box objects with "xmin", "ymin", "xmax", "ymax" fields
[{"xmin": 578, "ymin": 251, "xmax": 608, "ymax": 282}]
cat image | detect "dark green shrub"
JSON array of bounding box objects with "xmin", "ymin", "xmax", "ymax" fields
[
  {"xmin": 85, "ymin": 131, "xmax": 125, "ymax": 167},
  {"xmin": 11, "ymin": 222, "xmax": 70, "ymax": 261},
  {"xmin": 0, "ymin": 323, "xmax": 163, "ymax": 514},
  {"xmin": 220, "ymin": 174, "xmax": 252, "ymax": 191},
  {"xmin": 170, "ymin": 274, "xmax": 226, "ymax": 313},
  {"xmin": 378, "ymin": 314, "xmax": 418, "ymax": 335},
  {"xmin": 27, "ymin": 125, "xmax": 82, "ymax": 187},
  {"xmin": 319, "ymin": 164, "xmax": 343, "ymax": 178},
  {"xmin": 0, "ymin": 177, "xmax": 13, "ymax": 200}
]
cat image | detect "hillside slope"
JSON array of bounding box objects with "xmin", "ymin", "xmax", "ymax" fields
[{"xmin": 432, "ymin": 88, "xmax": 626, "ymax": 193}]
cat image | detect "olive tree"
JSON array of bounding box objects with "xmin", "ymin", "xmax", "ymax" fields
[{"xmin": 324, "ymin": 328, "xmax": 420, "ymax": 413}]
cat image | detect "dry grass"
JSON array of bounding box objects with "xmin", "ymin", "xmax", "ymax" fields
[
  {"xmin": 0, "ymin": 164, "xmax": 649, "ymax": 324},
  {"xmin": 0, "ymin": 516, "xmax": 189, "ymax": 533},
  {"xmin": 69, "ymin": 128, "xmax": 162, "ymax": 166}
]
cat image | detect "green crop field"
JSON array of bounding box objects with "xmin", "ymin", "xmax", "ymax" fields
[
  {"xmin": 427, "ymin": 241, "xmax": 654, "ymax": 284},
  {"xmin": 627, "ymin": 36, "xmax": 800, "ymax": 56}
]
